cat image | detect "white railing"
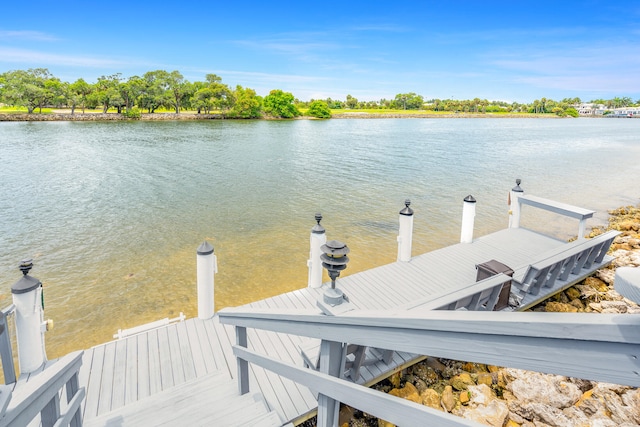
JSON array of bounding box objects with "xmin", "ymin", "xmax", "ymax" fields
[
  {"xmin": 0, "ymin": 351, "xmax": 85, "ymax": 427},
  {"xmin": 219, "ymin": 307, "xmax": 640, "ymax": 427}
]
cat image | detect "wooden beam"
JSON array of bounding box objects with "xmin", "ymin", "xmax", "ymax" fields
[
  {"xmin": 518, "ymin": 195, "xmax": 595, "ymax": 220},
  {"xmin": 219, "ymin": 309, "xmax": 640, "ymax": 386},
  {"xmin": 232, "ymin": 345, "xmax": 480, "ymax": 427}
]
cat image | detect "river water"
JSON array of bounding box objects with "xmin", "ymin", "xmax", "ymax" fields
[{"xmin": 0, "ymin": 118, "xmax": 639, "ymax": 358}]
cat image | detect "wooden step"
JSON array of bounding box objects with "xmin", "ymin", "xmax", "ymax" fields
[{"xmin": 84, "ymin": 369, "xmax": 282, "ymax": 426}]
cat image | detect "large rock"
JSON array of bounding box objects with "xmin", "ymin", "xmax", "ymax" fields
[
  {"xmin": 575, "ymin": 383, "xmax": 640, "ymax": 425},
  {"xmin": 505, "ymin": 369, "xmax": 582, "ymax": 408},
  {"xmin": 441, "ymin": 385, "xmax": 456, "ymax": 412},
  {"xmin": 388, "ymin": 382, "xmax": 421, "ymax": 404},
  {"xmin": 451, "ymin": 372, "xmax": 475, "ymax": 390},
  {"xmin": 454, "ymin": 385, "xmax": 509, "ymax": 427},
  {"xmin": 544, "ymin": 301, "xmax": 578, "ymax": 312},
  {"xmin": 420, "ymin": 388, "xmax": 442, "ymax": 411}
]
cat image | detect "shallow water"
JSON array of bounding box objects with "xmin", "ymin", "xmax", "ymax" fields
[{"xmin": 0, "ymin": 118, "xmax": 639, "ymax": 358}]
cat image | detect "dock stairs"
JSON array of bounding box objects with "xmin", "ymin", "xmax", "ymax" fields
[{"xmin": 84, "ymin": 369, "xmax": 286, "ymax": 427}]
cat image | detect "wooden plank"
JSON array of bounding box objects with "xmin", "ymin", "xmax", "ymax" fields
[
  {"xmin": 175, "ymin": 321, "xmax": 196, "ymax": 383},
  {"xmin": 184, "ymin": 320, "xmax": 207, "ymax": 377},
  {"xmin": 156, "ymin": 326, "xmax": 174, "ymax": 390},
  {"xmin": 124, "ymin": 336, "xmax": 138, "ymax": 405},
  {"xmin": 146, "ymin": 329, "xmax": 161, "ymax": 396},
  {"xmin": 135, "ymin": 332, "xmax": 149, "ymax": 401},
  {"xmin": 77, "ymin": 348, "xmax": 93, "ymax": 416},
  {"xmin": 109, "ymin": 338, "xmax": 127, "ymax": 411},
  {"xmin": 193, "ymin": 319, "xmax": 218, "ymax": 374},
  {"xmin": 166, "ymin": 324, "xmax": 186, "ymax": 386},
  {"xmin": 81, "ymin": 345, "xmax": 104, "ymax": 420},
  {"xmin": 97, "ymin": 342, "xmax": 116, "ymax": 415},
  {"xmin": 206, "ymin": 318, "xmax": 233, "ymax": 375},
  {"xmin": 245, "ymin": 326, "xmax": 301, "ymax": 419}
]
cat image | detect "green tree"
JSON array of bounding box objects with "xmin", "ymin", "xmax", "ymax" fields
[
  {"xmin": 263, "ymin": 89, "xmax": 300, "ymax": 118},
  {"xmin": 0, "ymin": 68, "xmax": 55, "ymax": 113},
  {"xmin": 306, "ymin": 100, "xmax": 331, "ymax": 118},
  {"xmin": 345, "ymin": 94, "xmax": 358, "ymax": 109},
  {"xmin": 166, "ymin": 70, "xmax": 188, "ymax": 113},
  {"xmin": 94, "ymin": 74, "xmax": 122, "ymax": 113},
  {"xmin": 394, "ymin": 93, "xmax": 424, "ymax": 110},
  {"xmin": 69, "ymin": 78, "xmax": 92, "ymax": 113},
  {"xmin": 139, "ymin": 70, "xmax": 171, "ymax": 113},
  {"xmin": 229, "ymin": 85, "xmax": 262, "ymax": 118},
  {"xmin": 119, "ymin": 76, "xmax": 145, "ymax": 112},
  {"xmin": 564, "ymin": 107, "xmax": 579, "ymax": 117}
]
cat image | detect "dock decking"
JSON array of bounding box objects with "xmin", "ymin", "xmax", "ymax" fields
[{"xmin": 68, "ymin": 226, "xmax": 611, "ymax": 426}]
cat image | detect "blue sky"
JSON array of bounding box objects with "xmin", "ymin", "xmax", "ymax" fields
[{"xmin": 1, "ymin": 1, "xmax": 639, "ymax": 103}]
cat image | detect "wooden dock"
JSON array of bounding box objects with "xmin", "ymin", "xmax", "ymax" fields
[{"xmin": 68, "ymin": 225, "xmax": 614, "ymax": 426}]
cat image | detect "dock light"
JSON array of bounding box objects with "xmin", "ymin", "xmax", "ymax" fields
[{"xmin": 320, "ymin": 240, "xmax": 350, "ymax": 306}]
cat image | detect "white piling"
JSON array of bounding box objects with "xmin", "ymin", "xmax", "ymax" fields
[
  {"xmin": 308, "ymin": 213, "xmax": 327, "ymax": 288},
  {"xmin": 460, "ymin": 195, "xmax": 476, "ymax": 243},
  {"xmin": 397, "ymin": 199, "xmax": 414, "ymax": 262},
  {"xmin": 508, "ymin": 179, "xmax": 524, "ymax": 228},
  {"xmin": 197, "ymin": 241, "xmax": 217, "ymax": 319},
  {"xmin": 11, "ymin": 260, "xmax": 47, "ymax": 374}
]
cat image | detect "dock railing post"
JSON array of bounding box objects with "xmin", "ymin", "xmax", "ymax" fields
[
  {"xmin": 317, "ymin": 339, "xmax": 346, "ymax": 427},
  {"xmin": 397, "ymin": 199, "xmax": 414, "ymax": 262},
  {"xmin": 308, "ymin": 213, "xmax": 327, "ymax": 288},
  {"xmin": 460, "ymin": 195, "xmax": 476, "ymax": 243},
  {"xmin": 236, "ymin": 326, "xmax": 250, "ymax": 395},
  {"xmin": 508, "ymin": 179, "xmax": 524, "ymax": 228},
  {"xmin": 197, "ymin": 241, "xmax": 217, "ymax": 319},
  {"xmin": 11, "ymin": 259, "xmax": 48, "ymax": 375},
  {"xmin": 0, "ymin": 305, "xmax": 16, "ymax": 384}
]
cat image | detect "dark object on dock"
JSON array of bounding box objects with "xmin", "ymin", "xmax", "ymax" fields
[{"xmin": 476, "ymin": 260, "xmax": 514, "ymax": 310}]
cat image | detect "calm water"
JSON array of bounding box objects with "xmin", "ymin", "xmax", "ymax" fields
[{"xmin": 0, "ymin": 118, "xmax": 639, "ymax": 358}]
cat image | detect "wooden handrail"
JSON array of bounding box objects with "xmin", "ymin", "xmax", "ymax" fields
[
  {"xmin": 517, "ymin": 194, "xmax": 595, "ymax": 239},
  {"xmin": 232, "ymin": 344, "xmax": 480, "ymax": 427},
  {"xmin": 219, "ymin": 308, "xmax": 640, "ymax": 386},
  {"xmin": 0, "ymin": 351, "xmax": 85, "ymax": 427}
]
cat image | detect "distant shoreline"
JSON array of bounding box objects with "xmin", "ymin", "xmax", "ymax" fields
[{"xmin": 0, "ymin": 111, "xmax": 573, "ymax": 122}]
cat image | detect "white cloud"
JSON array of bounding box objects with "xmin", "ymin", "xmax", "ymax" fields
[
  {"xmin": 0, "ymin": 30, "xmax": 59, "ymax": 41},
  {"xmin": 0, "ymin": 47, "xmax": 126, "ymax": 68}
]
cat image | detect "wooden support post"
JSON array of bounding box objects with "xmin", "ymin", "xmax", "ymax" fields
[
  {"xmin": 65, "ymin": 372, "xmax": 82, "ymax": 427},
  {"xmin": 460, "ymin": 195, "xmax": 476, "ymax": 243},
  {"xmin": 317, "ymin": 339, "xmax": 347, "ymax": 427},
  {"xmin": 508, "ymin": 179, "xmax": 523, "ymax": 228},
  {"xmin": 236, "ymin": 326, "xmax": 249, "ymax": 395},
  {"xmin": 0, "ymin": 305, "xmax": 16, "ymax": 384},
  {"xmin": 308, "ymin": 214, "xmax": 327, "ymax": 288},
  {"xmin": 397, "ymin": 200, "xmax": 414, "ymax": 262},
  {"xmin": 40, "ymin": 390, "xmax": 61, "ymax": 427},
  {"xmin": 197, "ymin": 241, "xmax": 216, "ymax": 319},
  {"xmin": 578, "ymin": 218, "xmax": 587, "ymax": 240}
]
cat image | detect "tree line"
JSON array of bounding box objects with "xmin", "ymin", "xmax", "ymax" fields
[{"xmin": 1, "ymin": 68, "xmax": 638, "ymax": 119}]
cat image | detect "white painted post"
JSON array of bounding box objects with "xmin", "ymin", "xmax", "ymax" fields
[
  {"xmin": 308, "ymin": 213, "xmax": 327, "ymax": 288},
  {"xmin": 11, "ymin": 261, "xmax": 47, "ymax": 374},
  {"xmin": 197, "ymin": 241, "xmax": 217, "ymax": 319},
  {"xmin": 460, "ymin": 195, "xmax": 476, "ymax": 243},
  {"xmin": 508, "ymin": 179, "xmax": 524, "ymax": 228},
  {"xmin": 397, "ymin": 199, "xmax": 414, "ymax": 262}
]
